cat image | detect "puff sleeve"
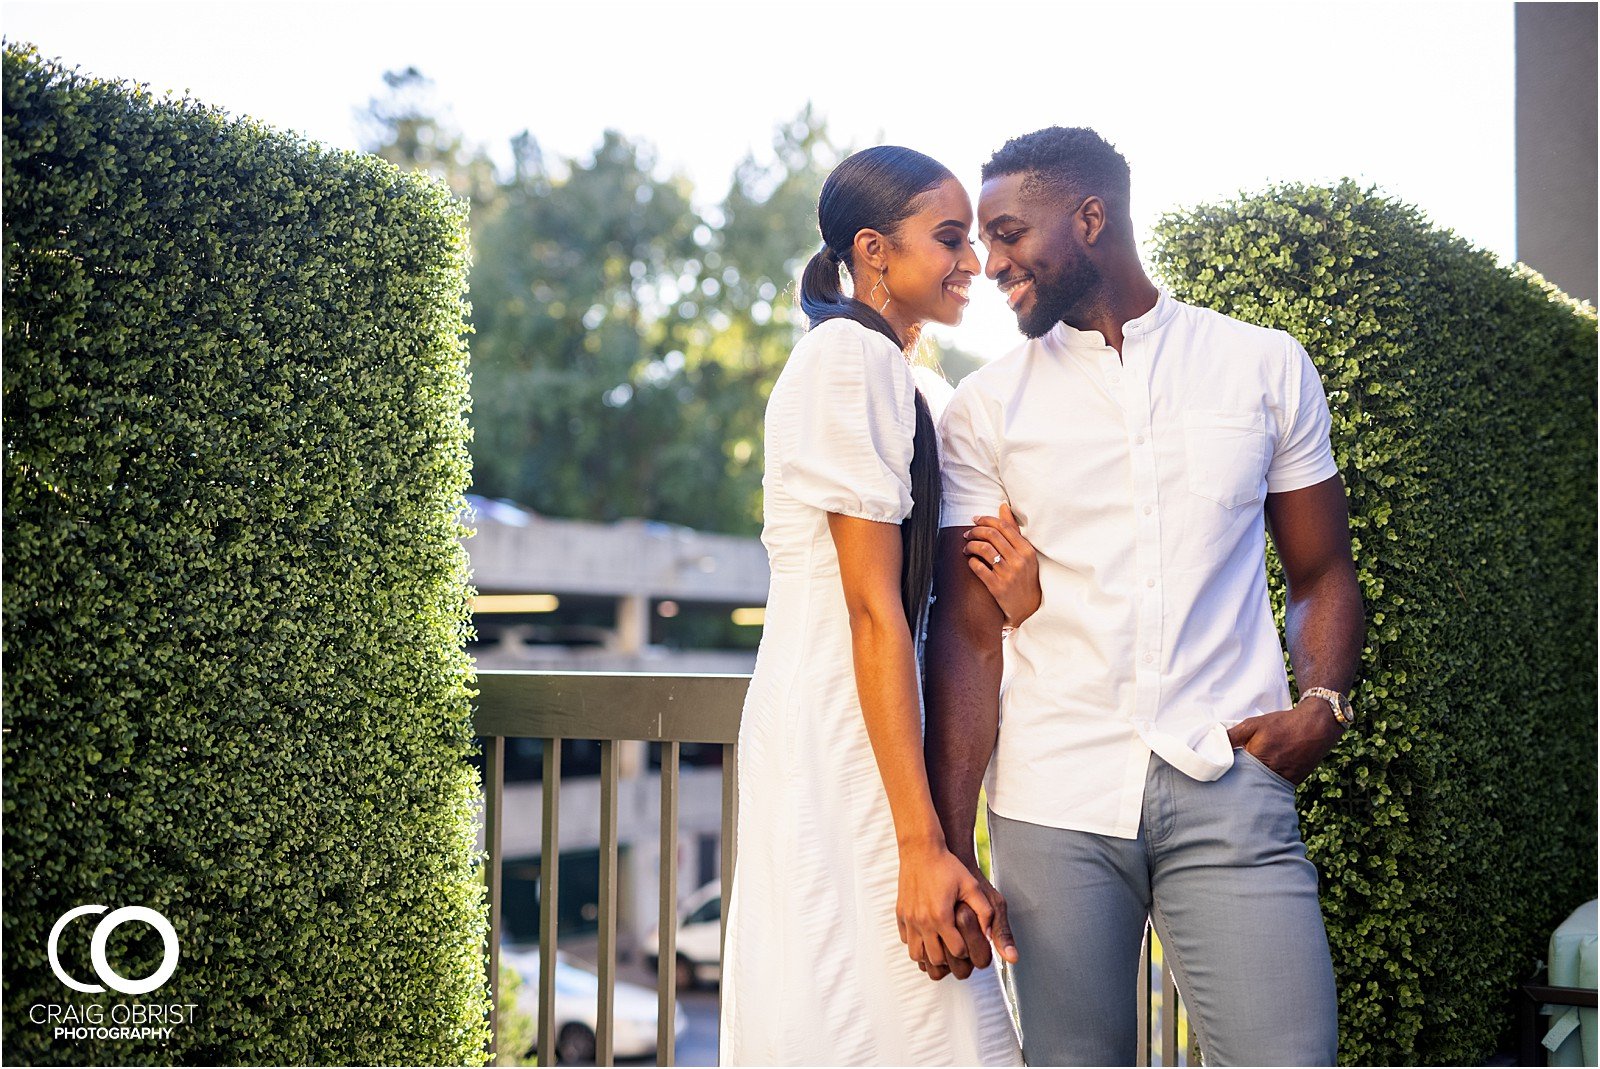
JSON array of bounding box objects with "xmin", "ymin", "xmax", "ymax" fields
[{"xmin": 775, "ymin": 320, "xmax": 916, "ymax": 524}]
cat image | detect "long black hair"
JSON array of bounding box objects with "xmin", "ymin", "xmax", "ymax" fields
[{"xmin": 798, "ymin": 146, "xmax": 951, "ymax": 638}]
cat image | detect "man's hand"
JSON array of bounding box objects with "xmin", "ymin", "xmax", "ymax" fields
[
  {"xmin": 1251, "ymin": 476, "xmax": 1364, "ymax": 785},
  {"xmin": 1227, "ymin": 698, "xmax": 1346, "ymax": 785}
]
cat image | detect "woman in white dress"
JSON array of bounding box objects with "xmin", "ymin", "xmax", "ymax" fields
[{"xmin": 720, "ymin": 147, "xmax": 1041, "ymax": 1066}]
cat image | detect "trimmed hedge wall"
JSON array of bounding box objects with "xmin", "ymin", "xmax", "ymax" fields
[
  {"xmin": 1152, "ymin": 181, "xmax": 1597, "ymax": 1065},
  {"xmin": 2, "ymin": 46, "xmax": 487, "ymax": 1065}
]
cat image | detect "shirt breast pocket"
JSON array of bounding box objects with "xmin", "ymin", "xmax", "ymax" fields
[{"xmin": 1182, "ymin": 411, "xmax": 1266, "ymax": 509}]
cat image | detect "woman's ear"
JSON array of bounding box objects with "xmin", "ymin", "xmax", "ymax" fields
[{"xmin": 852, "ymin": 228, "xmax": 891, "ymax": 273}]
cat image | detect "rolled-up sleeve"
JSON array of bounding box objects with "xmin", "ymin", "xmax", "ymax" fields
[
  {"xmin": 1267, "ymin": 337, "xmax": 1339, "ymax": 493},
  {"xmin": 937, "ymin": 378, "xmax": 1005, "ymax": 528}
]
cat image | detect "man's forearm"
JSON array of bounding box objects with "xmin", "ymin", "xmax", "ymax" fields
[
  {"xmin": 924, "ymin": 602, "xmax": 1005, "ymax": 869},
  {"xmin": 1284, "ymin": 566, "xmax": 1365, "ymax": 703},
  {"xmin": 1264, "ymin": 477, "xmax": 1366, "ymax": 732}
]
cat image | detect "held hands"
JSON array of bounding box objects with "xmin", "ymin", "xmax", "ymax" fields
[
  {"xmin": 1226, "ymin": 696, "xmax": 1347, "ymax": 786},
  {"xmin": 917, "ymin": 872, "xmax": 1017, "ymax": 982},
  {"xmin": 896, "ymin": 843, "xmax": 1018, "ymax": 983},
  {"xmin": 963, "ymin": 503, "xmax": 1041, "ymax": 628}
]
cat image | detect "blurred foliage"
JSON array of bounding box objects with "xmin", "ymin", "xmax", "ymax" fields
[
  {"xmin": 363, "ymin": 79, "xmax": 979, "ymax": 536},
  {"xmin": 358, "ymin": 66, "xmax": 496, "ymax": 206},
  {"xmin": 1154, "ymin": 182, "xmax": 1597, "ymax": 1065},
  {"xmin": 494, "ymin": 963, "xmax": 538, "ymax": 1067},
  {"xmin": 363, "ymin": 79, "xmax": 847, "ymax": 535}
]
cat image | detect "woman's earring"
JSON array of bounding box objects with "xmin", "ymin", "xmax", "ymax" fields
[{"xmin": 868, "ymin": 269, "xmax": 891, "ymax": 313}]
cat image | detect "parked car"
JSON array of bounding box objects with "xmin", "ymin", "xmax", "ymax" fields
[
  {"xmin": 500, "ymin": 949, "xmax": 687, "ymax": 1064},
  {"xmin": 643, "ymin": 879, "xmax": 722, "ymax": 990}
]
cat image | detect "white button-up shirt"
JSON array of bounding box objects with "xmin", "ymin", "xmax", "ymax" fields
[{"xmin": 938, "ymin": 292, "xmax": 1338, "ymax": 838}]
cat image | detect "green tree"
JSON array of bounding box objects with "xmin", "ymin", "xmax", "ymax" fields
[
  {"xmin": 359, "ymin": 67, "xmax": 496, "ymax": 208},
  {"xmin": 365, "ymin": 84, "xmax": 866, "ymax": 535},
  {"xmin": 466, "ymin": 108, "xmax": 852, "ymax": 535},
  {"xmin": 686, "ymin": 105, "xmax": 846, "ymax": 530},
  {"xmin": 466, "ymin": 129, "xmax": 724, "ymax": 523}
]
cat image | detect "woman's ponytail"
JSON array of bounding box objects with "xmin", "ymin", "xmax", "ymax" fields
[{"xmin": 799, "ymin": 244, "xmax": 849, "ymax": 324}]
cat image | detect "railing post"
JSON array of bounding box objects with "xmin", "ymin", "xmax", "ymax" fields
[
  {"xmin": 717, "ymin": 741, "xmax": 738, "ymax": 1055},
  {"xmin": 538, "ymin": 739, "xmax": 561, "ymax": 1066},
  {"xmin": 720, "ymin": 744, "xmax": 737, "ymax": 938},
  {"xmin": 484, "ymin": 735, "xmax": 504, "ymax": 1065},
  {"xmin": 657, "ymin": 741, "xmax": 680, "ymax": 1066},
  {"xmin": 1137, "ymin": 923, "xmax": 1151, "ymax": 1066},
  {"xmin": 1161, "ymin": 958, "xmax": 1179, "ymax": 1066},
  {"xmin": 596, "ymin": 739, "xmax": 620, "ymax": 1066}
]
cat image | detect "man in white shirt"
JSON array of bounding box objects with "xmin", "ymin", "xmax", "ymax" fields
[{"xmin": 922, "ymin": 127, "xmax": 1365, "ymax": 1065}]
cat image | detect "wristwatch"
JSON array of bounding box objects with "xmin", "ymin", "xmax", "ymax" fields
[{"xmin": 1301, "ymin": 687, "xmax": 1355, "ymax": 728}]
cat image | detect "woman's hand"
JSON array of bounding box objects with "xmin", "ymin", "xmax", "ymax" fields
[
  {"xmin": 962, "ymin": 502, "xmax": 1041, "ymax": 628},
  {"xmin": 915, "ymin": 874, "xmax": 1019, "ymax": 981},
  {"xmin": 895, "ymin": 841, "xmax": 1010, "ymax": 981}
]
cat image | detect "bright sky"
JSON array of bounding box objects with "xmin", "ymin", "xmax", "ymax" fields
[{"xmin": 4, "ymin": 0, "xmax": 1516, "ymax": 356}]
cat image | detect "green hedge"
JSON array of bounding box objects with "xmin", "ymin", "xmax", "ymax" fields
[
  {"xmin": 1153, "ymin": 181, "xmax": 1597, "ymax": 1065},
  {"xmin": 2, "ymin": 46, "xmax": 487, "ymax": 1065}
]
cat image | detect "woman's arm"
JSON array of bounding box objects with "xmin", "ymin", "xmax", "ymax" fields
[{"xmin": 827, "ymin": 512, "xmax": 999, "ymax": 976}]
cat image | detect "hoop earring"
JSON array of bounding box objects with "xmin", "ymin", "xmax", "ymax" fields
[{"xmin": 868, "ymin": 270, "xmax": 891, "ymax": 313}]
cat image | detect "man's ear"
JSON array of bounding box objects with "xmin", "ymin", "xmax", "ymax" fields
[
  {"xmin": 1079, "ymin": 196, "xmax": 1107, "ymax": 247},
  {"xmin": 852, "ymin": 228, "xmax": 892, "ymax": 273}
]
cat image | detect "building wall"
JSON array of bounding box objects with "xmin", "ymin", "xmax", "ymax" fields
[{"xmin": 1515, "ymin": 2, "xmax": 1598, "ymax": 303}]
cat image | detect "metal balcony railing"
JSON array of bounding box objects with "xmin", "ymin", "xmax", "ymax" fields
[{"xmin": 474, "ymin": 670, "xmax": 1196, "ymax": 1066}]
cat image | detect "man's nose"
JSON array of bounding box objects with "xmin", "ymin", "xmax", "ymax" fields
[{"xmin": 984, "ymin": 248, "xmax": 1006, "ymax": 280}]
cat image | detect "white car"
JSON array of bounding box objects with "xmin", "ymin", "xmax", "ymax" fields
[
  {"xmin": 501, "ymin": 949, "xmax": 688, "ymax": 1063},
  {"xmin": 643, "ymin": 879, "xmax": 722, "ymax": 990}
]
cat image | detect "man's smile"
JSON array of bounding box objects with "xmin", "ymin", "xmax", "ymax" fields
[{"xmin": 999, "ymin": 274, "xmax": 1034, "ymax": 309}]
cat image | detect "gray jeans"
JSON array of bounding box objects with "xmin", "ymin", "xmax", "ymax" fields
[{"xmin": 988, "ymin": 750, "xmax": 1338, "ymax": 1067}]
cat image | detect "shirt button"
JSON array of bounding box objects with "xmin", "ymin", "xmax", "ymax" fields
[
  {"xmin": 1135, "ymin": 434, "xmax": 1146, "ymax": 445},
  {"xmin": 1143, "ymin": 652, "xmax": 1154, "ymax": 664},
  {"xmin": 1143, "ymin": 505, "xmax": 1153, "ymax": 515},
  {"xmin": 1146, "ymin": 578, "xmax": 1156, "ymax": 588}
]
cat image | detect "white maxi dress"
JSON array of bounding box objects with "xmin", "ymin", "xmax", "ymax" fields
[{"xmin": 719, "ymin": 318, "xmax": 1022, "ymax": 1066}]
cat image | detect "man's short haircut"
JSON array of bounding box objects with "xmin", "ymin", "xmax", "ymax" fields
[{"xmin": 982, "ymin": 127, "xmax": 1131, "ymax": 210}]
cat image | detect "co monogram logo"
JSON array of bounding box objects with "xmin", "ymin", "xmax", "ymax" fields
[{"xmin": 47, "ymin": 906, "xmax": 179, "ymax": 996}]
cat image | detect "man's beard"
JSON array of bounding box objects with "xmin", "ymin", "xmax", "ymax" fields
[{"xmin": 1016, "ymin": 256, "xmax": 1101, "ymax": 339}]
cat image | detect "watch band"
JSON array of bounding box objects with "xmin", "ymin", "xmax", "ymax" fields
[{"xmin": 1301, "ymin": 686, "xmax": 1355, "ymax": 727}]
